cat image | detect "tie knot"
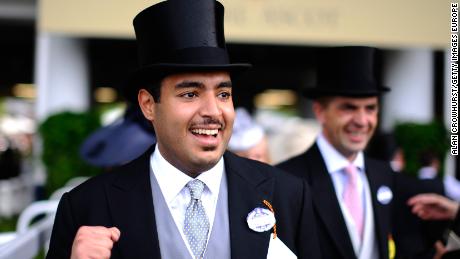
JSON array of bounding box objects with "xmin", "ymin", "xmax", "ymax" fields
[
  {"xmin": 344, "ymin": 164, "xmax": 359, "ymax": 182},
  {"xmin": 187, "ymin": 179, "xmax": 205, "ymax": 200},
  {"xmin": 345, "ymin": 164, "xmax": 358, "ymax": 174}
]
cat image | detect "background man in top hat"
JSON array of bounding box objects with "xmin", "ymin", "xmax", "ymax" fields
[
  {"xmin": 46, "ymin": 1, "xmax": 320, "ymax": 258},
  {"xmin": 277, "ymin": 46, "xmax": 443, "ymax": 259}
]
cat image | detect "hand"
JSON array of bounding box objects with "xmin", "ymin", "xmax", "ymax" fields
[
  {"xmin": 433, "ymin": 241, "xmax": 447, "ymax": 259},
  {"xmin": 408, "ymin": 193, "xmax": 459, "ymax": 221},
  {"xmin": 71, "ymin": 226, "xmax": 121, "ymax": 259}
]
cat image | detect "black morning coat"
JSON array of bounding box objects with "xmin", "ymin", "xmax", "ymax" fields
[
  {"xmin": 442, "ymin": 211, "xmax": 460, "ymax": 259},
  {"xmin": 46, "ymin": 146, "xmax": 321, "ymax": 259},
  {"xmin": 277, "ymin": 143, "xmax": 446, "ymax": 259}
]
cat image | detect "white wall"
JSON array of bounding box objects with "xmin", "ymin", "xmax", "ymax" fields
[
  {"xmin": 381, "ymin": 49, "xmax": 434, "ymax": 131},
  {"xmin": 35, "ymin": 34, "xmax": 89, "ymax": 121}
]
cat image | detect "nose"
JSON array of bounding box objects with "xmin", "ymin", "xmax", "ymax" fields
[
  {"xmin": 353, "ymin": 110, "xmax": 367, "ymax": 127},
  {"xmin": 199, "ymin": 93, "xmax": 222, "ymax": 118}
]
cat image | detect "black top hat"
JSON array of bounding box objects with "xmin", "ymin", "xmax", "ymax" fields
[
  {"xmin": 303, "ymin": 46, "xmax": 390, "ymax": 99},
  {"xmin": 124, "ymin": 0, "xmax": 251, "ymax": 102}
]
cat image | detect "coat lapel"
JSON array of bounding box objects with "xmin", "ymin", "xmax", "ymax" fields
[
  {"xmin": 106, "ymin": 147, "xmax": 161, "ymax": 258},
  {"xmin": 104, "ymin": 149, "xmax": 278, "ymax": 258},
  {"xmin": 365, "ymin": 158, "xmax": 392, "ymax": 259},
  {"xmin": 307, "ymin": 144, "xmax": 356, "ymax": 259},
  {"xmin": 224, "ymin": 152, "xmax": 273, "ymax": 259}
]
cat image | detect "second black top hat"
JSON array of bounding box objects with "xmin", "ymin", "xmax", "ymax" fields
[{"xmin": 303, "ymin": 46, "xmax": 390, "ymax": 99}]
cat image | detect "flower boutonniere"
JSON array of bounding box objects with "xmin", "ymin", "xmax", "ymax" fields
[{"xmin": 388, "ymin": 234, "xmax": 395, "ymax": 259}]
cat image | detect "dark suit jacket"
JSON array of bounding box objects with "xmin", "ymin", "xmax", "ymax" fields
[
  {"xmin": 277, "ymin": 143, "xmax": 444, "ymax": 259},
  {"xmin": 441, "ymin": 211, "xmax": 460, "ymax": 259},
  {"xmin": 452, "ymin": 212, "xmax": 460, "ymax": 236},
  {"xmin": 46, "ymin": 147, "xmax": 320, "ymax": 259},
  {"xmin": 392, "ymin": 174, "xmax": 446, "ymax": 259}
]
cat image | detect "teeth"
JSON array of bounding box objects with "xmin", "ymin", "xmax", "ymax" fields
[{"xmin": 191, "ymin": 129, "xmax": 219, "ymax": 135}]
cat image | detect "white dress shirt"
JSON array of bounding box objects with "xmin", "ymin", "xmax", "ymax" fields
[
  {"xmin": 316, "ymin": 133, "xmax": 366, "ymax": 212},
  {"xmin": 150, "ymin": 144, "xmax": 224, "ymax": 258},
  {"xmin": 316, "ymin": 133, "xmax": 378, "ymax": 258}
]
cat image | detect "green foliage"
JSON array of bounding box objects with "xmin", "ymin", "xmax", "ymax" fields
[
  {"xmin": 0, "ymin": 216, "xmax": 17, "ymax": 232},
  {"xmin": 34, "ymin": 249, "xmax": 45, "ymax": 259},
  {"xmin": 394, "ymin": 121, "xmax": 449, "ymax": 177},
  {"xmin": 39, "ymin": 111, "xmax": 102, "ymax": 196}
]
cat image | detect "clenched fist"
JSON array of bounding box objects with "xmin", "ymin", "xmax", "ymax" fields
[{"xmin": 71, "ymin": 226, "xmax": 121, "ymax": 259}]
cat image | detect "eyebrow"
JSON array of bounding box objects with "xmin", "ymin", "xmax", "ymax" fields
[
  {"xmin": 340, "ymin": 103, "xmax": 358, "ymax": 109},
  {"xmin": 175, "ymin": 80, "xmax": 232, "ymax": 89},
  {"xmin": 340, "ymin": 102, "xmax": 378, "ymax": 109},
  {"xmin": 218, "ymin": 81, "xmax": 232, "ymax": 88},
  {"xmin": 365, "ymin": 103, "xmax": 378, "ymax": 109},
  {"xmin": 176, "ymin": 81, "xmax": 204, "ymax": 89}
]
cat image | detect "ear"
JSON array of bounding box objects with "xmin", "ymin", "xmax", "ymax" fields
[
  {"xmin": 138, "ymin": 89, "xmax": 156, "ymax": 121},
  {"xmin": 312, "ymin": 101, "xmax": 325, "ymax": 124}
]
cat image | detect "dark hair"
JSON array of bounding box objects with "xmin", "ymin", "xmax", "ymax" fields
[
  {"xmin": 145, "ymin": 80, "xmax": 162, "ymax": 103},
  {"xmin": 315, "ymin": 96, "xmax": 333, "ymax": 107},
  {"xmin": 419, "ymin": 150, "xmax": 438, "ymax": 167}
]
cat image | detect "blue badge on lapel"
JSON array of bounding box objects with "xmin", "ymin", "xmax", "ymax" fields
[
  {"xmin": 247, "ymin": 208, "xmax": 276, "ymax": 232},
  {"xmin": 377, "ymin": 185, "xmax": 393, "ymax": 205}
]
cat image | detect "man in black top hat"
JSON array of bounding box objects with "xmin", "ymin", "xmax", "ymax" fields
[
  {"xmin": 46, "ymin": 1, "xmax": 320, "ymax": 259},
  {"xmin": 277, "ymin": 46, "xmax": 443, "ymax": 259}
]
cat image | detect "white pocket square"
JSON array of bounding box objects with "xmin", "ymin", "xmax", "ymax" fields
[{"xmin": 267, "ymin": 234, "xmax": 297, "ymax": 259}]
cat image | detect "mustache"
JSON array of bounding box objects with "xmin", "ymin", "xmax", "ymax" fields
[{"xmin": 190, "ymin": 117, "xmax": 225, "ymax": 128}]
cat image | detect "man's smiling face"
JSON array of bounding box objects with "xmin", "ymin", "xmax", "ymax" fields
[
  {"xmin": 314, "ymin": 96, "xmax": 379, "ymax": 161},
  {"xmin": 139, "ymin": 71, "xmax": 234, "ymax": 176}
]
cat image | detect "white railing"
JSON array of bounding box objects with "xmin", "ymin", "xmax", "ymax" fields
[
  {"xmin": 0, "ymin": 176, "xmax": 87, "ymax": 259},
  {"xmin": 0, "ymin": 201, "xmax": 57, "ymax": 259}
]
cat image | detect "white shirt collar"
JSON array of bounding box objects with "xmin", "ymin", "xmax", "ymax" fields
[
  {"xmin": 150, "ymin": 144, "xmax": 224, "ymax": 205},
  {"xmin": 316, "ymin": 132, "xmax": 365, "ymax": 173}
]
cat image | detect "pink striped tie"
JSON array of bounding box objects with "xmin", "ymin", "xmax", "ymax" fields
[{"xmin": 343, "ymin": 164, "xmax": 364, "ymax": 240}]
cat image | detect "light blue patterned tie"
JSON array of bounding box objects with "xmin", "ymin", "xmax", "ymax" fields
[{"xmin": 184, "ymin": 179, "xmax": 209, "ymax": 259}]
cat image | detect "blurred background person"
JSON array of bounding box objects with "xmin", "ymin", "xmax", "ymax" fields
[
  {"xmin": 227, "ymin": 107, "xmax": 271, "ymax": 164},
  {"xmin": 80, "ymin": 104, "xmax": 156, "ymax": 169},
  {"xmin": 0, "ymin": 132, "xmax": 35, "ymax": 219},
  {"xmin": 0, "ymin": 134, "xmax": 21, "ymax": 180},
  {"xmin": 409, "ymin": 193, "xmax": 460, "ymax": 259},
  {"xmin": 366, "ymin": 132, "xmax": 406, "ymax": 173},
  {"xmin": 418, "ymin": 150, "xmax": 441, "ymax": 180},
  {"xmin": 416, "ymin": 149, "xmax": 460, "ymax": 202},
  {"xmin": 444, "ymin": 175, "xmax": 460, "ymax": 203}
]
